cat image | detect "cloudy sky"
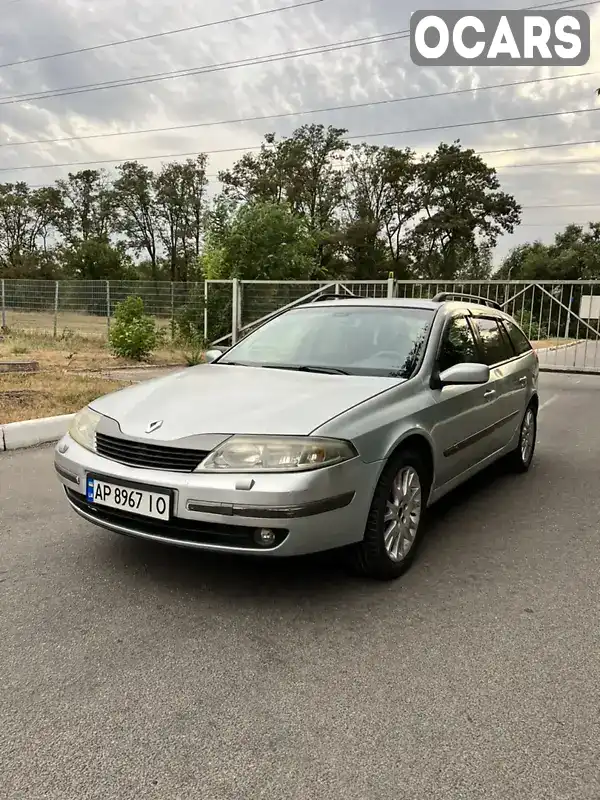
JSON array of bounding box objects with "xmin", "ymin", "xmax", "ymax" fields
[{"xmin": 0, "ymin": 0, "xmax": 599, "ymax": 264}]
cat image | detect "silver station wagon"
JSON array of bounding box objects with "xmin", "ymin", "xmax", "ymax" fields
[{"xmin": 54, "ymin": 292, "xmax": 539, "ymax": 581}]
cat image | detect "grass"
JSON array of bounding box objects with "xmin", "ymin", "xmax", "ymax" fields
[
  {"xmin": 2, "ymin": 309, "xmax": 173, "ymax": 338},
  {"xmin": 0, "ymin": 327, "xmax": 190, "ymax": 423},
  {"xmin": 0, "ymin": 328, "xmax": 187, "ymax": 373}
]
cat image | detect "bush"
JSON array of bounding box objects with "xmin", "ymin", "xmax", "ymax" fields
[
  {"xmin": 173, "ymin": 284, "xmax": 232, "ymax": 346},
  {"xmin": 108, "ymin": 296, "xmax": 161, "ymax": 361}
]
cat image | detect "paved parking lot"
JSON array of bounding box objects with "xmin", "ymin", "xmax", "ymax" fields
[{"xmin": 1, "ymin": 371, "xmax": 599, "ymax": 800}]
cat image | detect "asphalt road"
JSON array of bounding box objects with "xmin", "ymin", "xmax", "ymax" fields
[
  {"xmin": 2, "ymin": 372, "xmax": 599, "ymax": 800},
  {"xmin": 538, "ymin": 339, "xmax": 600, "ymax": 372}
]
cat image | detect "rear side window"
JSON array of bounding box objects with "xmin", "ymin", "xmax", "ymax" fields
[
  {"xmin": 471, "ymin": 317, "xmax": 515, "ymax": 366},
  {"xmin": 502, "ymin": 319, "xmax": 533, "ymax": 356}
]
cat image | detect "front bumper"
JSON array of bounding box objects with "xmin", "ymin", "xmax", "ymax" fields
[{"xmin": 54, "ymin": 434, "xmax": 382, "ymax": 557}]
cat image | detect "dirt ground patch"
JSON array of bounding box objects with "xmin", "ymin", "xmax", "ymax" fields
[
  {"xmin": 531, "ymin": 339, "xmax": 577, "ymax": 351},
  {"xmin": 0, "ymin": 329, "xmax": 179, "ymax": 423}
]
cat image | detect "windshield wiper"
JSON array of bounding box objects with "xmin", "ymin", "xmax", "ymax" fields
[
  {"xmin": 296, "ymin": 365, "xmax": 349, "ymax": 375},
  {"xmin": 261, "ymin": 364, "xmax": 349, "ymax": 375}
]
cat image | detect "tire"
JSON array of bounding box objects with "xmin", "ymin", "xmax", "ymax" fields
[
  {"xmin": 506, "ymin": 402, "xmax": 537, "ymax": 473},
  {"xmin": 346, "ymin": 448, "xmax": 431, "ymax": 581}
]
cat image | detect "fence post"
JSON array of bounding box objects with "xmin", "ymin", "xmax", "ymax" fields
[
  {"xmin": 237, "ymin": 281, "xmax": 243, "ymax": 332},
  {"xmin": 387, "ymin": 273, "xmax": 395, "ymax": 298},
  {"xmin": 231, "ymin": 279, "xmax": 239, "ymax": 345},
  {"xmin": 53, "ymin": 281, "xmax": 59, "ymax": 338},
  {"xmin": 170, "ymin": 282, "xmax": 175, "ymax": 340},
  {"xmin": 1, "ymin": 279, "xmax": 5, "ymax": 330},
  {"xmin": 106, "ymin": 280, "xmax": 111, "ymax": 334},
  {"xmin": 203, "ymin": 281, "xmax": 208, "ymax": 342}
]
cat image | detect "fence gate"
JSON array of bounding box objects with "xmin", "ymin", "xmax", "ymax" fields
[
  {"xmin": 391, "ymin": 280, "xmax": 600, "ymax": 374},
  {"xmin": 211, "ymin": 279, "xmax": 600, "ymax": 374}
]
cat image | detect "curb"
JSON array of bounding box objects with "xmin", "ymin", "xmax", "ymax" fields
[
  {"xmin": 535, "ymin": 340, "xmax": 582, "ymax": 354},
  {"xmin": 70, "ymin": 362, "xmax": 186, "ymax": 374},
  {"xmin": 0, "ymin": 413, "xmax": 73, "ymax": 452}
]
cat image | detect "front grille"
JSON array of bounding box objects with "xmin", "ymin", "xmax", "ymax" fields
[
  {"xmin": 95, "ymin": 432, "xmax": 209, "ymax": 472},
  {"xmin": 65, "ymin": 488, "xmax": 288, "ymax": 550}
]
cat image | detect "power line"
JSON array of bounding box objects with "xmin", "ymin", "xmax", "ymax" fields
[
  {"xmin": 530, "ymin": 0, "xmax": 600, "ymax": 7},
  {"xmin": 0, "ymin": 31, "xmax": 407, "ymax": 106},
  {"xmin": 2, "ymin": 70, "xmax": 597, "ymax": 150},
  {"xmin": 1, "ymin": 0, "xmax": 598, "ymax": 106},
  {"xmin": 3, "ymin": 0, "xmax": 598, "ymax": 73},
  {"xmin": 501, "ymin": 157, "xmax": 600, "ymax": 169},
  {"xmin": 1, "ymin": 122, "xmax": 599, "ymax": 175},
  {"xmin": 480, "ymin": 138, "xmax": 600, "ymax": 157},
  {"xmin": 0, "ymin": 0, "xmax": 325, "ymax": 70},
  {"xmin": 349, "ymin": 106, "xmax": 600, "ymax": 144},
  {"xmin": 518, "ymin": 223, "xmax": 599, "ymax": 226},
  {"xmin": 522, "ymin": 202, "xmax": 600, "ymax": 208}
]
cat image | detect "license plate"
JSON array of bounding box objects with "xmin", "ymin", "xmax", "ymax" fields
[{"xmin": 86, "ymin": 477, "xmax": 170, "ymax": 520}]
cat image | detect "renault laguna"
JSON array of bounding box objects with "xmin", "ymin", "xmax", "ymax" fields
[{"xmin": 54, "ymin": 292, "xmax": 539, "ymax": 581}]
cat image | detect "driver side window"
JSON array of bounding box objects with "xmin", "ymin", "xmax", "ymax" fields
[{"xmin": 438, "ymin": 316, "xmax": 480, "ymax": 373}]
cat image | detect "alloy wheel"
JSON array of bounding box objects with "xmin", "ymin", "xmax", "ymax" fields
[
  {"xmin": 384, "ymin": 466, "xmax": 422, "ymax": 562},
  {"xmin": 520, "ymin": 408, "xmax": 536, "ymax": 465}
]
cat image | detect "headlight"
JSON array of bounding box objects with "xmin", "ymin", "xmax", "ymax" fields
[
  {"xmin": 196, "ymin": 436, "xmax": 357, "ymax": 473},
  {"xmin": 69, "ymin": 406, "xmax": 102, "ymax": 452}
]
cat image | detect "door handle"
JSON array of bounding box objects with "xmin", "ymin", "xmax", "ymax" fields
[
  {"xmin": 483, "ymin": 389, "xmax": 496, "ymax": 399},
  {"xmin": 518, "ymin": 376, "xmax": 527, "ymax": 385}
]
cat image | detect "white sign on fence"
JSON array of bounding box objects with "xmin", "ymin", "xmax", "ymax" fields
[{"xmin": 579, "ymin": 295, "xmax": 600, "ymax": 320}]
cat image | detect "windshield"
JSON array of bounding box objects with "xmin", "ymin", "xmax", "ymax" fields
[{"xmin": 218, "ymin": 305, "xmax": 435, "ymax": 378}]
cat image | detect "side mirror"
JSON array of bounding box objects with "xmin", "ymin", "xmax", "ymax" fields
[
  {"xmin": 204, "ymin": 348, "xmax": 224, "ymax": 364},
  {"xmin": 438, "ymin": 363, "xmax": 490, "ymax": 386}
]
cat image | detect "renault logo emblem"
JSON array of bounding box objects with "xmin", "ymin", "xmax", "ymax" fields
[{"xmin": 146, "ymin": 420, "xmax": 163, "ymax": 434}]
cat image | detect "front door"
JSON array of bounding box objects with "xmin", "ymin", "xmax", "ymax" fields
[{"xmin": 431, "ymin": 314, "xmax": 503, "ymax": 488}]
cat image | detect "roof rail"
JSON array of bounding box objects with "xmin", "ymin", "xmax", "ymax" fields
[
  {"xmin": 309, "ymin": 292, "xmax": 352, "ymax": 303},
  {"xmin": 432, "ymin": 292, "xmax": 501, "ymax": 311}
]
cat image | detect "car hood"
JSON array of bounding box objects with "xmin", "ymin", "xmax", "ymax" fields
[{"xmin": 90, "ymin": 363, "xmax": 402, "ymax": 439}]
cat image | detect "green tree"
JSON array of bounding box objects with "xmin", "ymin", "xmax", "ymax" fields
[
  {"xmin": 60, "ymin": 238, "xmax": 132, "ymax": 280},
  {"xmin": 155, "ymin": 156, "xmax": 209, "ymax": 282},
  {"xmin": 342, "ymin": 144, "xmax": 418, "ymax": 278},
  {"xmin": 498, "ymin": 224, "xmax": 600, "ymax": 281},
  {"xmin": 0, "ymin": 182, "xmax": 64, "ymax": 277},
  {"xmin": 219, "ymin": 124, "xmax": 349, "ymax": 271},
  {"xmin": 407, "ymin": 142, "xmax": 521, "ymax": 279},
  {"xmin": 55, "ymin": 169, "xmax": 117, "ymax": 244},
  {"xmin": 204, "ymin": 200, "xmax": 317, "ymax": 280},
  {"xmin": 114, "ymin": 161, "xmax": 159, "ymax": 278}
]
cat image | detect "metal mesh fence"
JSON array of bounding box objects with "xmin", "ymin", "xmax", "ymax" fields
[
  {"xmin": 0, "ymin": 279, "xmax": 220, "ymax": 340},
  {"xmin": 342, "ymin": 281, "xmax": 390, "ymax": 298},
  {"xmin": 239, "ymin": 282, "xmax": 329, "ymax": 331},
  {"xmin": 2, "ymin": 279, "xmax": 600, "ymax": 371}
]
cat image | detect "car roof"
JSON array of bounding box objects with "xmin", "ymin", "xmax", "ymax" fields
[{"xmin": 298, "ymin": 296, "xmax": 511, "ymax": 317}]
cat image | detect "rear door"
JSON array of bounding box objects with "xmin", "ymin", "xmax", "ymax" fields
[
  {"xmin": 501, "ymin": 317, "xmax": 537, "ymax": 413},
  {"xmin": 468, "ymin": 315, "xmax": 524, "ymax": 452},
  {"xmin": 431, "ymin": 313, "xmax": 504, "ymax": 487}
]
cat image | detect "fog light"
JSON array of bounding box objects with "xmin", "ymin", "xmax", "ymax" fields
[{"xmin": 254, "ymin": 528, "xmax": 276, "ymax": 547}]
